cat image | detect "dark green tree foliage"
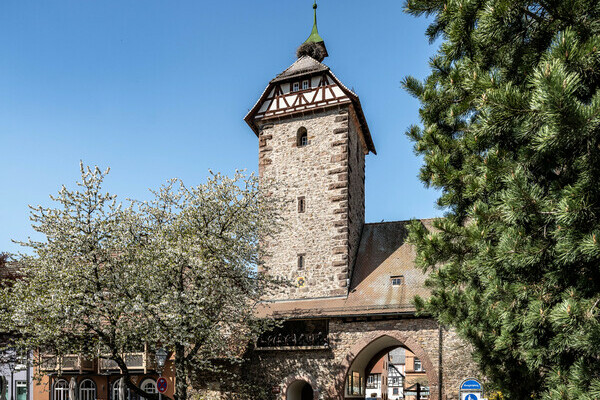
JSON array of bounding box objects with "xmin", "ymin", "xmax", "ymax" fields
[{"xmin": 404, "ymin": 0, "xmax": 600, "ymax": 398}]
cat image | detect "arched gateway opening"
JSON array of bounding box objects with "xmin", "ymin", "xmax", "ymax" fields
[
  {"xmin": 332, "ymin": 333, "xmax": 439, "ymax": 400},
  {"xmin": 286, "ymin": 380, "xmax": 315, "ymax": 400}
]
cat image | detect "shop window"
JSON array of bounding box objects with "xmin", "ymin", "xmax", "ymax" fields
[
  {"xmin": 16, "ymin": 381, "xmax": 27, "ymax": 400},
  {"xmin": 112, "ymin": 379, "xmax": 139, "ymax": 400},
  {"xmin": 79, "ymin": 380, "xmax": 97, "ymax": 400},
  {"xmin": 54, "ymin": 380, "xmax": 69, "ymax": 400},
  {"xmin": 140, "ymin": 379, "xmax": 157, "ymax": 400}
]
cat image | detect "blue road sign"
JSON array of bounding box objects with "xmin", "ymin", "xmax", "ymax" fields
[
  {"xmin": 465, "ymin": 394, "xmax": 478, "ymax": 400},
  {"xmin": 461, "ymin": 379, "xmax": 482, "ymax": 390}
]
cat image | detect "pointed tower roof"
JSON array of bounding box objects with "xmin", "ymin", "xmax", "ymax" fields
[
  {"xmin": 305, "ymin": 1, "xmax": 324, "ymax": 44},
  {"xmin": 302, "ymin": 1, "xmax": 328, "ymax": 58}
]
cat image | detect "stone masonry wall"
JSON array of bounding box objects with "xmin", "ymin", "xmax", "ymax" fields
[
  {"xmin": 258, "ymin": 105, "xmax": 362, "ymax": 300},
  {"xmin": 243, "ymin": 317, "xmax": 479, "ymax": 400},
  {"xmin": 346, "ymin": 106, "xmax": 366, "ymax": 281}
]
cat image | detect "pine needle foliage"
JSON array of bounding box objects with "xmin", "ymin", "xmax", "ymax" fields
[{"xmin": 404, "ymin": 0, "xmax": 600, "ymax": 398}]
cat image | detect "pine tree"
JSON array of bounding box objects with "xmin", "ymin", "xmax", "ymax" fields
[{"xmin": 403, "ymin": 1, "xmax": 600, "ymax": 398}]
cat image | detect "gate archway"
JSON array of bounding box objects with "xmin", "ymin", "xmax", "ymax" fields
[
  {"xmin": 329, "ymin": 331, "xmax": 439, "ymax": 400},
  {"xmin": 282, "ymin": 374, "xmax": 319, "ymax": 400},
  {"xmin": 286, "ymin": 380, "xmax": 314, "ymax": 400}
]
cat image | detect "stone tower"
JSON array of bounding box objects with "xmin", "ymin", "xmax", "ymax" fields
[{"xmin": 245, "ymin": 2, "xmax": 376, "ymax": 300}]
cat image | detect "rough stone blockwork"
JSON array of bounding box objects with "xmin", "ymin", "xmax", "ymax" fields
[
  {"xmin": 259, "ymin": 105, "xmax": 364, "ymax": 300},
  {"xmin": 242, "ymin": 318, "xmax": 480, "ymax": 400}
]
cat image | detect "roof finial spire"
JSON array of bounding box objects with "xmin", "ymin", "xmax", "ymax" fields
[
  {"xmin": 297, "ymin": 0, "xmax": 328, "ymax": 61},
  {"xmin": 306, "ymin": 0, "xmax": 323, "ymax": 45}
]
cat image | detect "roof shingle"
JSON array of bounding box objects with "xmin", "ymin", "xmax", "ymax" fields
[{"xmin": 271, "ymin": 56, "xmax": 329, "ymax": 83}]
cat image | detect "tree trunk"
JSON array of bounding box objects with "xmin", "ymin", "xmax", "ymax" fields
[{"xmin": 174, "ymin": 344, "xmax": 187, "ymax": 400}]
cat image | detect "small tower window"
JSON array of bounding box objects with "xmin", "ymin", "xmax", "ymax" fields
[
  {"xmin": 391, "ymin": 276, "xmax": 404, "ymax": 286},
  {"xmin": 292, "ymin": 82, "xmax": 300, "ymax": 92},
  {"xmin": 297, "ymin": 127, "xmax": 308, "ymax": 147},
  {"xmin": 297, "ymin": 254, "xmax": 305, "ymax": 269},
  {"xmin": 302, "ymin": 80, "xmax": 310, "ymax": 90},
  {"xmin": 298, "ymin": 196, "xmax": 306, "ymax": 213}
]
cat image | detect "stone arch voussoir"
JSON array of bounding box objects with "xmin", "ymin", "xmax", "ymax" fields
[{"xmin": 328, "ymin": 330, "xmax": 439, "ymax": 400}]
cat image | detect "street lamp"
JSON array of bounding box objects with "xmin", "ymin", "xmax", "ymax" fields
[
  {"xmin": 154, "ymin": 349, "xmax": 168, "ymax": 375},
  {"xmin": 8, "ymin": 359, "xmax": 16, "ymax": 400}
]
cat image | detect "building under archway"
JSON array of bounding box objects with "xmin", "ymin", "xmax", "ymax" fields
[
  {"xmin": 352, "ymin": 340, "xmax": 431, "ymax": 400},
  {"xmin": 347, "ymin": 337, "xmax": 431, "ymax": 400}
]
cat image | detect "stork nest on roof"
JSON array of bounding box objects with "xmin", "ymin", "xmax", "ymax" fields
[{"xmin": 296, "ymin": 42, "xmax": 325, "ymax": 62}]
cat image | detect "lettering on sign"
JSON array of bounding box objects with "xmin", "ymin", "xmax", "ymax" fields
[{"xmin": 257, "ymin": 319, "xmax": 329, "ymax": 348}]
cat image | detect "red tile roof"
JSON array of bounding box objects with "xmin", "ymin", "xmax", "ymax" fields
[{"xmin": 257, "ymin": 220, "xmax": 433, "ymax": 318}]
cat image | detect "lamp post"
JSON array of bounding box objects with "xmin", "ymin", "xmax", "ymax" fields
[
  {"xmin": 154, "ymin": 349, "xmax": 168, "ymax": 400},
  {"xmin": 8, "ymin": 359, "xmax": 15, "ymax": 400},
  {"xmin": 154, "ymin": 349, "xmax": 167, "ymax": 375}
]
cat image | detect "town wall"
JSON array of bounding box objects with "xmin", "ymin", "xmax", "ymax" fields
[{"xmin": 244, "ymin": 317, "xmax": 479, "ymax": 400}]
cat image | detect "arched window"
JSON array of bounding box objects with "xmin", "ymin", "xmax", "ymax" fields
[
  {"xmin": 140, "ymin": 379, "xmax": 157, "ymax": 400},
  {"xmin": 112, "ymin": 379, "xmax": 139, "ymax": 400},
  {"xmin": 53, "ymin": 380, "xmax": 69, "ymax": 400},
  {"xmin": 112, "ymin": 380, "xmax": 125, "ymax": 400},
  {"xmin": 297, "ymin": 127, "xmax": 308, "ymax": 147},
  {"xmin": 79, "ymin": 380, "xmax": 96, "ymax": 400}
]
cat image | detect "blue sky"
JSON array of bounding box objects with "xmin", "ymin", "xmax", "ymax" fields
[{"xmin": 0, "ymin": 1, "xmax": 441, "ymax": 254}]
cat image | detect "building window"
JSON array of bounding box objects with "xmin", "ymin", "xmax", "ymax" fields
[
  {"xmin": 140, "ymin": 379, "xmax": 157, "ymax": 400},
  {"xmin": 297, "ymin": 127, "xmax": 308, "ymax": 147},
  {"xmin": 366, "ymin": 374, "xmax": 380, "ymax": 389},
  {"xmin": 298, "ymin": 196, "xmax": 305, "ymax": 213},
  {"xmin": 391, "ymin": 276, "xmax": 404, "ymax": 286},
  {"xmin": 292, "ymin": 82, "xmax": 300, "ymax": 92},
  {"xmin": 414, "ymin": 357, "xmax": 423, "ymax": 372},
  {"xmin": 112, "ymin": 379, "xmax": 139, "ymax": 400},
  {"xmin": 297, "ymin": 254, "xmax": 305, "ymax": 269},
  {"xmin": 16, "ymin": 381, "xmax": 27, "ymax": 400},
  {"xmin": 302, "ymin": 80, "xmax": 310, "ymax": 90},
  {"xmin": 348, "ymin": 372, "xmax": 363, "ymax": 396},
  {"xmin": 54, "ymin": 380, "xmax": 69, "ymax": 400},
  {"xmin": 79, "ymin": 380, "xmax": 97, "ymax": 400}
]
